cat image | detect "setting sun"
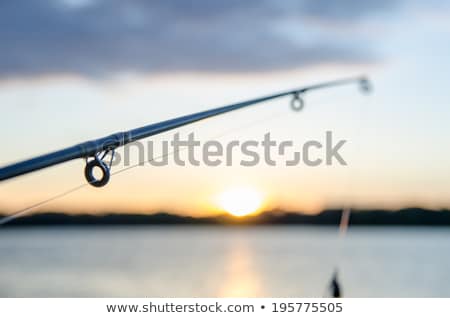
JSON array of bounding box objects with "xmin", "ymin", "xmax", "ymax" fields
[{"xmin": 217, "ymin": 187, "xmax": 264, "ymax": 217}]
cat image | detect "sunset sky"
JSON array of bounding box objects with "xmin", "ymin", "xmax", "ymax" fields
[{"xmin": 0, "ymin": 0, "xmax": 449, "ymax": 216}]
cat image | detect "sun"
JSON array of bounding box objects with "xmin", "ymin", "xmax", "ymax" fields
[{"xmin": 217, "ymin": 187, "xmax": 263, "ymax": 217}]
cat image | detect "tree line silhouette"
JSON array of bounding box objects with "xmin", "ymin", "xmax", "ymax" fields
[{"xmin": 2, "ymin": 207, "xmax": 450, "ymax": 226}]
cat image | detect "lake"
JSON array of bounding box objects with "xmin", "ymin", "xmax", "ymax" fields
[{"xmin": 1, "ymin": 226, "xmax": 450, "ymax": 297}]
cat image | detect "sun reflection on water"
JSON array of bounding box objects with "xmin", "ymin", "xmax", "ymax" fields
[{"xmin": 218, "ymin": 237, "xmax": 263, "ymax": 297}]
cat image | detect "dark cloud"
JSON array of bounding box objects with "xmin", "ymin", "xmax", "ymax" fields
[
  {"xmin": 300, "ymin": 0, "xmax": 396, "ymax": 21},
  {"xmin": 0, "ymin": 0, "xmax": 397, "ymax": 77}
]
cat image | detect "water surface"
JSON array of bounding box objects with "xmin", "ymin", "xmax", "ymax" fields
[{"xmin": 1, "ymin": 226, "xmax": 449, "ymax": 297}]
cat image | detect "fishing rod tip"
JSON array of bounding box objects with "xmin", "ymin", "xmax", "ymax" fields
[{"xmin": 358, "ymin": 76, "xmax": 372, "ymax": 94}]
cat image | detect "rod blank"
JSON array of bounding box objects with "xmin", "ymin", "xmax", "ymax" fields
[{"xmin": 0, "ymin": 76, "xmax": 369, "ymax": 185}]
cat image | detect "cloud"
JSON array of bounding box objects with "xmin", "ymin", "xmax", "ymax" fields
[
  {"xmin": 0, "ymin": 0, "xmax": 398, "ymax": 77},
  {"xmin": 299, "ymin": 0, "xmax": 396, "ymax": 21}
]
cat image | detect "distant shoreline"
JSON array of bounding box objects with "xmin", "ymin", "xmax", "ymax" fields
[{"xmin": 2, "ymin": 208, "xmax": 450, "ymax": 226}]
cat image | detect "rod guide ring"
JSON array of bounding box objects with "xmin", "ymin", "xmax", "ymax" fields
[
  {"xmin": 359, "ymin": 78, "xmax": 371, "ymax": 93},
  {"xmin": 290, "ymin": 93, "xmax": 304, "ymax": 111},
  {"xmin": 84, "ymin": 156, "xmax": 110, "ymax": 187}
]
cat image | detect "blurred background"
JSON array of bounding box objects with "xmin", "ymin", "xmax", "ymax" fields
[{"xmin": 0, "ymin": 0, "xmax": 450, "ymax": 297}]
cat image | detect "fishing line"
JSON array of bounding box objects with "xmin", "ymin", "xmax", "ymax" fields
[
  {"xmin": 0, "ymin": 107, "xmax": 290, "ymax": 226},
  {"xmin": 335, "ymin": 207, "xmax": 351, "ymax": 268},
  {"xmin": 326, "ymin": 90, "xmax": 370, "ymax": 297},
  {"xmin": 0, "ymin": 183, "xmax": 88, "ymax": 226}
]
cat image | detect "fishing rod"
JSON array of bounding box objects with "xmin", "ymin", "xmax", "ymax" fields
[{"xmin": 0, "ymin": 76, "xmax": 370, "ymax": 187}]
